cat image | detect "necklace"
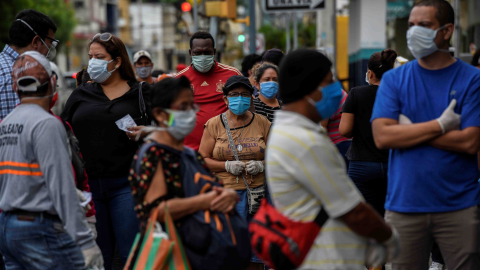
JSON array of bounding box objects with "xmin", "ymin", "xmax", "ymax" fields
[{"xmin": 227, "ymin": 111, "xmax": 247, "ymax": 152}]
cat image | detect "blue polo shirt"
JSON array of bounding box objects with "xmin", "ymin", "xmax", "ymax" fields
[{"xmin": 371, "ymin": 59, "xmax": 480, "ymax": 213}]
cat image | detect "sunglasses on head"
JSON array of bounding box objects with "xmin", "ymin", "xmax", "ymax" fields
[{"xmin": 91, "ymin": 33, "xmax": 113, "ymax": 42}]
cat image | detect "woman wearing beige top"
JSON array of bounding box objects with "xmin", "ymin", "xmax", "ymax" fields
[{"xmin": 199, "ymin": 75, "xmax": 271, "ymax": 270}]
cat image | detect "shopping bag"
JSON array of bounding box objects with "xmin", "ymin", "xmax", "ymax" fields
[
  {"xmin": 124, "ymin": 203, "xmax": 174, "ymax": 270},
  {"xmin": 164, "ymin": 206, "xmax": 192, "ymax": 270}
]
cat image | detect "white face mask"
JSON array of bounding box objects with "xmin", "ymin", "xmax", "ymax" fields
[
  {"xmin": 365, "ymin": 71, "xmax": 369, "ymax": 84},
  {"xmin": 407, "ymin": 25, "xmax": 449, "ymax": 59},
  {"xmin": 135, "ymin": 109, "xmax": 197, "ymax": 141},
  {"xmin": 87, "ymin": 58, "xmax": 117, "ymax": 83}
]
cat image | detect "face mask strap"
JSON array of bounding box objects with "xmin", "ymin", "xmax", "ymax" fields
[{"xmin": 16, "ymin": 19, "xmax": 54, "ymax": 58}]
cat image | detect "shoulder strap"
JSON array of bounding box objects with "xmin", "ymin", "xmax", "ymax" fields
[
  {"xmin": 313, "ymin": 207, "xmax": 329, "ymax": 227},
  {"xmin": 135, "ymin": 141, "xmax": 161, "ymax": 173},
  {"xmin": 221, "ymin": 113, "xmax": 251, "ymax": 191},
  {"xmin": 138, "ymin": 82, "xmax": 148, "ymax": 125}
]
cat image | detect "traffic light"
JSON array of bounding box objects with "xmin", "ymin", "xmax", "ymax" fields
[
  {"xmin": 181, "ymin": 2, "xmax": 191, "ymax": 12},
  {"xmin": 238, "ymin": 35, "xmax": 245, "ymax": 42}
]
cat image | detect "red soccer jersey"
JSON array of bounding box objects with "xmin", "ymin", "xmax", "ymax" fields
[{"xmin": 176, "ymin": 61, "xmax": 242, "ymax": 150}]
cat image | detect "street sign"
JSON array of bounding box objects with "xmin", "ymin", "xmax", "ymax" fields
[
  {"xmin": 264, "ymin": 0, "xmax": 325, "ymax": 13},
  {"xmin": 243, "ymin": 34, "xmax": 265, "ymax": 55}
]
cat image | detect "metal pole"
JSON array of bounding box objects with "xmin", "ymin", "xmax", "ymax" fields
[
  {"xmin": 286, "ymin": 13, "xmax": 291, "ymax": 53},
  {"xmin": 193, "ymin": 0, "xmax": 198, "ymax": 32},
  {"xmin": 332, "ymin": 0, "xmax": 337, "ymax": 70},
  {"xmin": 293, "ymin": 12, "xmax": 298, "ymax": 49},
  {"xmin": 210, "ymin": 17, "xmax": 218, "ymax": 43},
  {"xmin": 453, "ymin": 0, "xmax": 460, "ymax": 57},
  {"xmin": 249, "ymin": 0, "xmax": 256, "ymax": 54},
  {"xmin": 138, "ymin": 0, "xmax": 143, "ymax": 48}
]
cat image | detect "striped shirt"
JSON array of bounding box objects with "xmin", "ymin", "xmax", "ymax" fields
[
  {"xmin": 327, "ymin": 90, "xmax": 351, "ymax": 144},
  {"xmin": 253, "ymin": 97, "xmax": 282, "ymax": 122},
  {"xmin": 266, "ymin": 110, "xmax": 367, "ymax": 270},
  {"xmin": 0, "ymin": 45, "xmax": 20, "ymax": 121}
]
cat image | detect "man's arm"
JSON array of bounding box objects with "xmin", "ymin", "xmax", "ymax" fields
[
  {"xmin": 33, "ymin": 118, "xmax": 95, "ymax": 250},
  {"xmin": 372, "ymin": 118, "xmax": 443, "ymax": 149},
  {"xmin": 428, "ymin": 127, "xmax": 480, "ymax": 155}
]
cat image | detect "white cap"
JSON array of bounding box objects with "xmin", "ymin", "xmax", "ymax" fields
[{"xmin": 133, "ymin": 50, "xmax": 153, "ymax": 64}]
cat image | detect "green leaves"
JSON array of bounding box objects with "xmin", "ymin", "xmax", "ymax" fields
[{"xmin": 0, "ymin": 0, "xmax": 76, "ymax": 52}]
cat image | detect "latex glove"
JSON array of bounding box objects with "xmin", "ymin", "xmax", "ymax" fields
[
  {"xmin": 76, "ymin": 189, "xmax": 91, "ymax": 212},
  {"xmin": 88, "ymin": 222, "xmax": 97, "ymax": 240},
  {"xmin": 436, "ymin": 99, "xmax": 461, "ymax": 134},
  {"xmin": 225, "ymin": 161, "xmax": 245, "ymax": 176},
  {"xmin": 382, "ymin": 227, "xmax": 401, "ymax": 262},
  {"xmin": 245, "ymin": 160, "xmax": 264, "ymax": 175},
  {"xmin": 82, "ymin": 244, "xmax": 104, "ymax": 269},
  {"xmin": 398, "ymin": 114, "xmax": 412, "ymax": 125},
  {"xmin": 366, "ymin": 241, "xmax": 387, "ymax": 268}
]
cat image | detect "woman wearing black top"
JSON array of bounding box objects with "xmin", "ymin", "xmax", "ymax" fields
[
  {"xmin": 61, "ymin": 33, "xmax": 149, "ymax": 270},
  {"xmin": 339, "ymin": 49, "xmax": 397, "ymax": 218}
]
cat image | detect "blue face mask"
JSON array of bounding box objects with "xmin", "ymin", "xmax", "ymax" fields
[
  {"xmin": 260, "ymin": 81, "xmax": 278, "ymax": 99},
  {"xmin": 228, "ymin": 96, "xmax": 251, "ymax": 115},
  {"xmin": 88, "ymin": 58, "xmax": 116, "ymax": 83},
  {"xmin": 307, "ymin": 81, "xmax": 343, "ymax": 120}
]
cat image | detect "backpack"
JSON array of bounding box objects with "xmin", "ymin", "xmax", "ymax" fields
[
  {"xmin": 62, "ymin": 119, "xmax": 85, "ymax": 190},
  {"xmin": 135, "ymin": 142, "xmax": 251, "ymax": 270},
  {"xmin": 249, "ymin": 199, "xmax": 329, "ymax": 270}
]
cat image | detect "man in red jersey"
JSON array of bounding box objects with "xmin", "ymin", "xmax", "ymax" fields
[{"xmin": 176, "ymin": 31, "xmax": 242, "ymax": 150}]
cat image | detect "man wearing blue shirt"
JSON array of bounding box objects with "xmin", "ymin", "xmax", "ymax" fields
[
  {"xmin": 0, "ymin": 9, "xmax": 58, "ymax": 121},
  {"xmin": 371, "ymin": 1, "xmax": 480, "ymax": 269}
]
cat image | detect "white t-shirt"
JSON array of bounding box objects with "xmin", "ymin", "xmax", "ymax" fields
[{"xmin": 266, "ymin": 110, "xmax": 367, "ymax": 270}]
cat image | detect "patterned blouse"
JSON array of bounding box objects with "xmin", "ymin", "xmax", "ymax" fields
[{"xmin": 128, "ymin": 140, "xmax": 212, "ymax": 229}]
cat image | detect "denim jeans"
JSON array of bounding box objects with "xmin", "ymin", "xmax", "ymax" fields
[
  {"xmin": 348, "ymin": 160, "xmax": 388, "ymax": 217},
  {"xmin": 0, "ymin": 212, "xmax": 86, "ymax": 270},
  {"xmin": 89, "ymin": 176, "xmax": 139, "ymax": 270},
  {"xmin": 235, "ymin": 187, "xmax": 272, "ymax": 264}
]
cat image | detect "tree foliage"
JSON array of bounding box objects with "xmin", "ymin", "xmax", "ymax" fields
[
  {"xmin": 0, "ymin": 0, "xmax": 76, "ymax": 51},
  {"xmin": 258, "ymin": 21, "xmax": 316, "ymax": 53}
]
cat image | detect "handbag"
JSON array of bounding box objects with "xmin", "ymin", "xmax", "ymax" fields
[
  {"xmin": 221, "ymin": 112, "xmax": 266, "ymax": 215},
  {"xmin": 249, "ymin": 199, "xmax": 329, "ymax": 270},
  {"xmin": 138, "ymin": 82, "xmax": 150, "ymax": 126}
]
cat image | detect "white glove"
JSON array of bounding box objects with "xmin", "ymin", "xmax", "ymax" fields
[
  {"xmin": 366, "ymin": 241, "xmax": 387, "ymax": 268},
  {"xmin": 383, "ymin": 226, "xmax": 400, "ymax": 262},
  {"xmin": 88, "ymin": 222, "xmax": 97, "ymax": 240},
  {"xmin": 398, "ymin": 114, "xmax": 412, "ymax": 125},
  {"xmin": 82, "ymin": 244, "xmax": 104, "ymax": 269},
  {"xmin": 436, "ymin": 99, "xmax": 461, "ymax": 134},
  {"xmin": 225, "ymin": 161, "xmax": 245, "ymax": 176},
  {"xmin": 246, "ymin": 160, "xmax": 264, "ymax": 175},
  {"xmin": 76, "ymin": 189, "xmax": 91, "ymax": 212}
]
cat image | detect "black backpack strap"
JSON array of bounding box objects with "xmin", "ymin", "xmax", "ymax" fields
[
  {"xmin": 313, "ymin": 207, "xmax": 329, "ymax": 227},
  {"xmin": 61, "ymin": 119, "xmax": 85, "ymax": 190}
]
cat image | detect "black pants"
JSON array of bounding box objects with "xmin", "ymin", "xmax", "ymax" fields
[
  {"xmin": 0, "ymin": 253, "xmax": 4, "ymax": 270},
  {"xmin": 432, "ymin": 241, "xmax": 445, "ymax": 264}
]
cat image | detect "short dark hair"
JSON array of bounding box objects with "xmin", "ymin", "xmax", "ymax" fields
[
  {"xmin": 190, "ymin": 31, "xmax": 215, "ymax": 49},
  {"xmin": 253, "ymin": 62, "xmax": 279, "ymax": 83},
  {"xmin": 241, "ymin": 54, "xmax": 262, "ymax": 76},
  {"xmin": 9, "ymin": 9, "xmax": 57, "ymax": 48},
  {"xmin": 472, "ymin": 49, "xmax": 480, "ymax": 67},
  {"xmin": 368, "ymin": 49, "xmax": 397, "ymax": 80},
  {"xmin": 413, "ymin": 0, "xmax": 455, "ymax": 26},
  {"xmin": 148, "ymin": 76, "xmax": 192, "ymax": 124}
]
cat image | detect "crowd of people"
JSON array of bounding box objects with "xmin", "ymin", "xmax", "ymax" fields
[{"xmin": 1, "ymin": 0, "xmax": 480, "ymax": 270}]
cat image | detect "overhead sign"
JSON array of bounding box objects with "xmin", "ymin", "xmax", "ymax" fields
[
  {"xmin": 264, "ymin": 0, "xmax": 325, "ymax": 13},
  {"xmin": 243, "ymin": 34, "xmax": 265, "ymax": 55}
]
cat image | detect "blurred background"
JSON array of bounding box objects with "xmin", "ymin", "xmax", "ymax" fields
[{"xmin": 1, "ymin": 0, "xmax": 479, "ymax": 93}]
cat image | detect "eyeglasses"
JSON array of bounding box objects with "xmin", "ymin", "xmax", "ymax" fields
[
  {"xmin": 16, "ymin": 19, "xmax": 60, "ymax": 48},
  {"xmin": 91, "ymin": 33, "xmax": 113, "ymax": 42},
  {"xmin": 170, "ymin": 104, "xmax": 200, "ymax": 112},
  {"xmin": 227, "ymin": 92, "xmax": 251, "ymax": 98}
]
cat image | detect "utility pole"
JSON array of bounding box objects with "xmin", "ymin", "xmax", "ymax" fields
[
  {"xmin": 293, "ymin": 12, "xmax": 298, "ymax": 49},
  {"xmin": 286, "ymin": 13, "xmax": 291, "ymax": 53},
  {"xmin": 193, "ymin": 0, "xmax": 199, "ymax": 32},
  {"xmin": 332, "ymin": 0, "xmax": 337, "ymax": 69},
  {"xmin": 249, "ymin": 0, "xmax": 256, "ymax": 54},
  {"xmin": 138, "ymin": 0, "xmax": 143, "ymax": 48},
  {"xmin": 453, "ymin": 0, "xmax": 460, "ymax": 57}
]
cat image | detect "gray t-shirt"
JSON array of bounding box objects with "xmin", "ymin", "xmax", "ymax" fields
[{"xmin": 0, "ymin": 104, "xmax": 95, "ymax": 250}]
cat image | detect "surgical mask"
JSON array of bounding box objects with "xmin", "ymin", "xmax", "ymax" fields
[
  {"xmin": 136, "ymin": 66, "xmax": 152, "ymax": 79},
  {"xmin": 260, "ymin": 81, "xmax": 278, "ymax": 99},
  {"xmin": 307, "ymin": 81, "xmax": 343, "ymax": 120},
  {"xmin": 365, "ymin": 71, "xmax": 369, "ymax": 84},
  {"xmin": 192, "ymin": 55, "xmax": 215, "ymax": 73},
  {"xmin": 407, "ymin": 25, "xmax": 449, "ymax": 59},
  {"xmin": 136, "ymin": 109, "xmax": 197, "ymax": 141},
  {"xmin": 88, "ymin": 58, "xmax": 117, "ymax": 83},
  {"xmin": 228, "ymin": 96, "xmax": 251, "ymax": 115}
]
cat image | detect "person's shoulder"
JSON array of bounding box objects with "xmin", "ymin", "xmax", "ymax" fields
[
  {"xmin": 216, "ymin": 62, "xmax": 242, "ymax": 76},
  {"xmin": 205, "ymin": 114, "xmax": 222, "ymax": 126},
  {"xmin": 350, "ymin": 84, "xmax": 372, "ymax": 94},
  {"xmin": 456, "ymin": 60, "xmax": 480, "ymax": 78},
  {"xmin": 175, "ymin": 66, "xmax": 192, "ymax": 78},
  {"xmin": 254, "ymin": 112, "xmax": 270, "ymax": 124}
]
